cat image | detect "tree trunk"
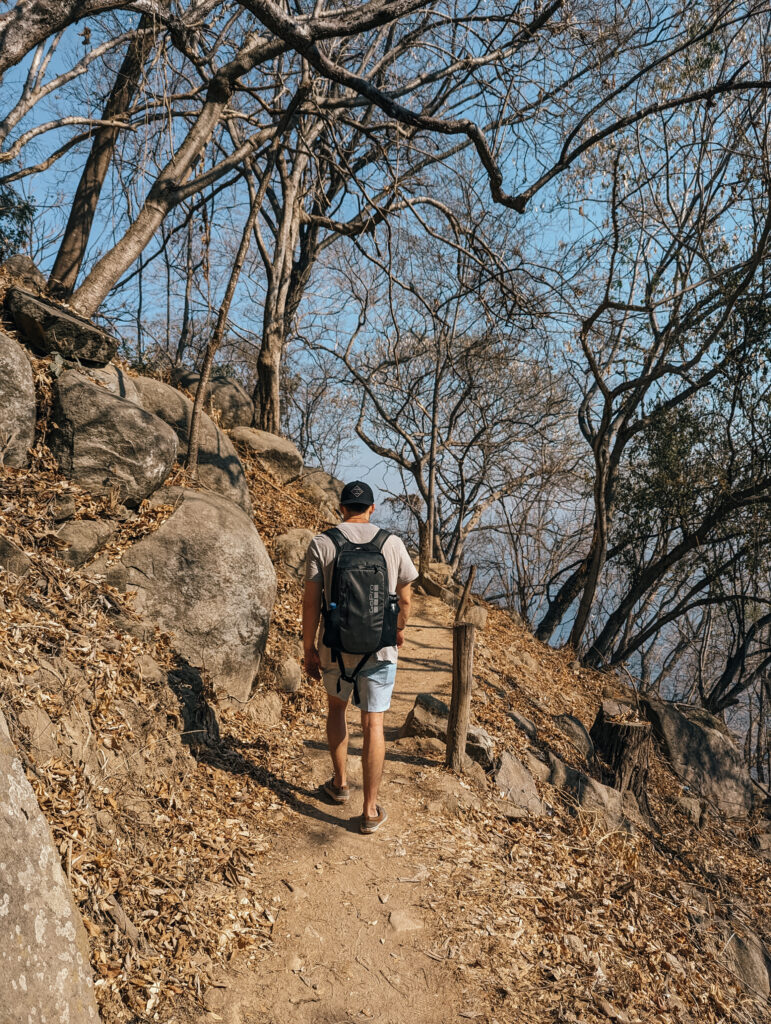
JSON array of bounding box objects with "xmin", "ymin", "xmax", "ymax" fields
[
  {"xmin": 188, "ymin": 196, "xmax": 259, "ymax": 476},
  {"xmin": 255, "ymin": 322, "xmax": 283, "ymax": 434},
  {"xmin": 589, "ymin": 700, "xmax": 652, "ymax": 819},
  {"xmin": 446, "ymin": 623, "xmax": 475, "ymax": 773},
  {"xmin": 48, "ymin": 14, "xmax": 158, "ymax": 297}
]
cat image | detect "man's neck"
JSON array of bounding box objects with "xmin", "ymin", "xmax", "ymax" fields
[{"xmin": 341, "ymin": 514, "xmax": 372, "ymax": 525}]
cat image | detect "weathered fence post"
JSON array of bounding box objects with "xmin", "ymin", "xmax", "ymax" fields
[{"xmin": 446, "ymin": 622, "xmax": 475, "ymax": 772}]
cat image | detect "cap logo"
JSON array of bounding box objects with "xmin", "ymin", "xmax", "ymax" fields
[{"xmin": 351, "ymin": 485, "xmax": 364, "ymax": 497}]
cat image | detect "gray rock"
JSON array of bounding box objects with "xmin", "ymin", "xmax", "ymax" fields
[
  {"xmin": 91, "ymin": 487, "xmax": 275, "ymax": 703},
  {"xmin": 0, "ymin": 725, "xmax": 99, "ymax": 1022},
  {"xmin": 508, "ymin": 710, "xmax": 537, "ymax": 742},
  {"xmin": 547, "ymin": 752, "xmax": 640, "ymax": 828},
  {"xmin": 133, "ymin": 376, "xmax": 251, "ymax": 515},
  {"xmin": 718, "ymin": 923, "xmax": 771, "ymax": 998},
  {"xmin": 0, "ymin": 330, "xmax": 35, "ymax": 467},
  {"xmin": 400, "ymin": 692, "xmax": 495, "ymax": 769},
  {"xmin": 231, "ymin": 425, "xmax": 303, "ymax": 483},
  {"xmin": 82, "ymin": 362, "xmax": 141, "ymax": 405},
  {"xmin": 173, "ymin": 369, "xmax": 254, "ymax": 430},
  {"xmin": 0, "ymin": 533, "xmax": 31, "ymax": 577},
  {"xmin": 6, "ymin": 287, "xmax": 118, "ymax": 364},
  {"xmin": 135, "ymin": 653, "xmax": 164, "ymax": 684},
  {"xmin": 275, "ymin": 658, "xmax": 302, "ymax": 694},
  {"xmin": 643, "ymin": 698, "xmax": 757, "ymax": 818},
  {"xmin": 272, "ymin": 527, "xmax": 313, "ymax": 580},
  {"xmin": 753, "ymin": 832, "xmax": 771, "ymax": 859},
  {"xmin": 457, "ymin": 604, "xmax": 488, "ymax": 629},
  {"xmin": 677, "ymin": 794, "xmax": 703, "ymax": 828},
  {"xmin": 1, "ymin": 255, "xmax": 46, "ymax": 293},
  {"xmin": 55, "ymin": 519, "xmax": 115, "ymax": 567},
  {"xmin": 48, "ymin": 371, "xmax": 177, "ymax": 504},
  {"xmin": 554, "ymin": 713, "xmax": 595, "ymax": 760},
  {"xmin": 247, "ymin": 691, "xmax": 282, "ymax": 727},
  {"xmin": 524, "ymin": 750, "xmax": 551, "ymax": 783},
  {"xmin": 17, "ymin": 704, "xmax": 59, "ymax": 763},
  {"xmin": 388, "ymin": 910, "xmax": 423, "ymax": 932},
  {"xmin": 299, "ymin": 467, "xmax": 344, "ymax": 513},
  {"xmin": 494, "ymin": 751, "xmax": 544, "ymax": 816}
]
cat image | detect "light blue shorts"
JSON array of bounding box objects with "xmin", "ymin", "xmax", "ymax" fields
[{"xmin": 322, "ymin": 657, "xmax": 397, "ymax": 712}]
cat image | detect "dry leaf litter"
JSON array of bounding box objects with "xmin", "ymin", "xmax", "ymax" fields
[{"xmin": 0, "ymin": 355, "xmax": 769, "ymax": 1023}]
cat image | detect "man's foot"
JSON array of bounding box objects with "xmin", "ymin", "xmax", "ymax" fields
[
  {"xmin": 360, "ymin": 805, "xmax": 388, "ymax": 834},
  {"xmin": 322, "ymin": 778, "xmax": 350, "ymax": 804}
]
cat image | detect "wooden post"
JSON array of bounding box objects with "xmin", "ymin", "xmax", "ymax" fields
[
  {"xmin": 455, "ymin": 565, "xmax": 477, "ymax": 623},
  {"xmin": 446, "ymin": 622, "xmax": 475, "ymax": 772}
]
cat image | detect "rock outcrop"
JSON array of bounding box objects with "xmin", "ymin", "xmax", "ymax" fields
[
  {"xmin": 643, "ymin": 698, "xmax": 757, "ymax": 818},
  {"xmin": 173, "ymin": 369, "xmax": 254, "ymax": 429},
  {"xmin": 6, "ymin": 287, "xmax": 118, "ymax": 364},
  {"xmin": 547, "ymin": 751, "xmax": 641, "ymax": 828},
  {"xmin": 91, "ymin": 487, "xmax": 276, "ymax": 703},
  {"xmin": 82, "ymin": 362, "xmax": 141, "ymax": 404},
  {"xmin": 299, "ymin": 467, "xmax": 344, "ymax": 514},
  {"xmin": 231, "ymin": 426, "xmax": 303, "ymax": 483},
  {"xmin": 1, "ymin": 254, "xmax": 46, "ymax": 293},
  {"xmin": 272, "ymin": 527, "xmax": 314, "ymax": 580},
  {"xmin": 554, "ymin": 712, "xmax": 595, "ymax": 760},
  {"xmin": 133, "ymin": 376, "xmax": 251, "ymax": 515},
  {"xmin": 494, "ymin": 751, "xmax": 544, "ymax": 816},
  {"xmin": 0, "ymin": 330, "xmax": 36, "ymax": 467},
  {"xmin": 0, "ymin": 708, "xmax": 99, "ymax": 1023},
  {"xmin": 400, "ymin": 692, "xmax": 495, "ymax": 769},
  {"xmin": 0, "ymin": 534, "xmax": 31, "ymax": 577},
  {"xmin": 48, "ymin": 370, "xmax": 178, "ymax": 504},
  {"xmin": 55, "ymin": 519, "xmax": 115, "ymax": 567}
]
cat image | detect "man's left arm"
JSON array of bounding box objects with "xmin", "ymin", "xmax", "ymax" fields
[{"xmin": 395, "ymin": 581, "xmax": 412, "ymax": 648}]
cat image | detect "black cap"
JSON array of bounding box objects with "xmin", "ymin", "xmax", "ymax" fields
[{"xmin": 340, "ymin": 480, "xmax": 374, "ymax": 506}]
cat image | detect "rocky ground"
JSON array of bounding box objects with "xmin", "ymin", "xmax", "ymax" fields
[{"xmin": 0, "ymin": 267, "xmax": 770, "ymax": 1024}]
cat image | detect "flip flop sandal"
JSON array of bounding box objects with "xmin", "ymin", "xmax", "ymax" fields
[
  {"xmin": 322, "ymin": 778, "xmax": 350, "ymax": 804},
  {"xmin": 360, "ymin": 805, "xmax": 388, "ymax": 834}
]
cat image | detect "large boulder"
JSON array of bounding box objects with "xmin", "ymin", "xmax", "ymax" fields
[
  {"xmin": 400, "ymin": 692, "xmax": 495, "ymax": 769},
  {"xmin": 81, "ymin": 362, "xmax": 141, "ymax": 405},
  {"xmin": 1, "ymin": 255, "xmax": 46, "ymax": 293},
  {"xmin": 0, "ymin": 707, "xmax": 99, "ymax": 1023},
  {"xmin": 133, "ymin": 376, "xmax": 251, "ymax": 515},
  {"xmin": 48, "ymin": 370, "xmax": 178, "ymax": 504},
  {"xmin": 91, "ymin": 487, "xmax": 276, "ymax": 703},
  {"xmin": 0, "ymin": 330, "xmax": 35, "ymax": 467},
  {"xmin": 6, "ymin": 287, "xmax": 118, "ymax": 364},
  {"xmin": 299, "ymin": 467, "xmax": 344, "ymax": 514},
  {"xmin": 272, "ymin": 527, "xmax": 314, "ymax": 580},
  {"xmin": 173, "ymin": 369, "xmax": 254, "ymax": 429},
  {"xmin": 231, "ymin": 426, "xmax": 303, "ymax": 483},
  {"xmin": 643, "ymin": 698, "xmax": 757, "ymax": 818}
]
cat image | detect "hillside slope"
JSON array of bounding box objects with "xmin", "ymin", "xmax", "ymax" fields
[{"xmin": 0, "ymin": 345, "xmax": 769, "ymax": 1023}]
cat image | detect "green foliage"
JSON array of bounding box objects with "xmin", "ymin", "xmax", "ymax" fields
[{"xmin": 0, "ymin": 185, "xmax": 33, "ymax": 263}]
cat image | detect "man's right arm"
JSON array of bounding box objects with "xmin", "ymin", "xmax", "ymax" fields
[{"xmin": 302, "ymin": 579, "xmax": 323, "ymax": 680}]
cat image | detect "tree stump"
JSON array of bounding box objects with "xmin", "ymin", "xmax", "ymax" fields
[{"xmin": 590, "ymin": 700, "xmax": 652, "ymax": 819}]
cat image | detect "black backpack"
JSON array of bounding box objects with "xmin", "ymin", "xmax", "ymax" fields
[{"xmin": 321, "ymin": 527, "xmax": 400, "ymax": 705}]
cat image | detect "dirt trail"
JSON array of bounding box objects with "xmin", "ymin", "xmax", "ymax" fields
[{"xmin": 206, "ymin": 595, "xmax": 471, "ymax": 1024}]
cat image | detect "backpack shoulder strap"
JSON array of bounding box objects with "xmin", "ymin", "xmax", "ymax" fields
[
  {"xmin": 370, "ymin": 529, "xmax": 391, "ymax": 552},
  {"xmin": 323, "ymin": 527, "xmax": 348, "ymax": 553}
]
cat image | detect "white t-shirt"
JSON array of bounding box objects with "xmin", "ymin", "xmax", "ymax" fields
[{"xmin": 305, "ymin": 522, "xmax": 418, "ymax": 667}]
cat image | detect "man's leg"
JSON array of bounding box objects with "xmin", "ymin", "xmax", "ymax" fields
[
  {"xmin": 326, "ymin": 692, "xmax": 349, "ymax": 787},
  {"xmin": 360, "ymin": 710, "xmax": 385, "ymax": 818}
]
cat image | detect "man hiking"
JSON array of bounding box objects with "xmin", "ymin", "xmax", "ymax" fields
[{"xmin": 303, "ymin": 480, "xmax": 418, "ymax": 834}]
